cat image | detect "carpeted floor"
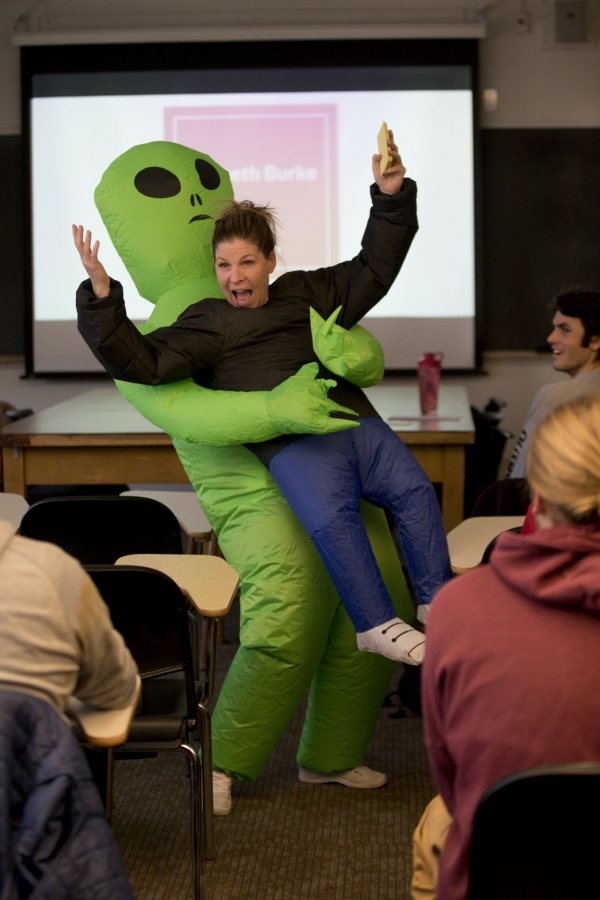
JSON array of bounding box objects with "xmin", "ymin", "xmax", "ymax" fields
[{"xmin": 111, "ymin": 626, "xmax": 435, "ymax": 900}]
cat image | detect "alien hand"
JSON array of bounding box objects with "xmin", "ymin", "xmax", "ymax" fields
[
  {"xmin": 310, "ymin": 307, "xmax": 384, "ymax": 388},
  {"xmin": 265, "ymin": 362, "xmax": 359, "ymax": 435}
]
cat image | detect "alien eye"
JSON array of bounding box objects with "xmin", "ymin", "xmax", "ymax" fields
[
  {"xmin": 195, "ymin": 159, "xmax": 221, "ymax": 191},
  {"xmin": 134, "ymin": 167, "xmax": 181, "ymax": 198}
]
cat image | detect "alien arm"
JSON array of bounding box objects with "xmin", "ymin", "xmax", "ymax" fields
[
  {"xmin": 77, "ymin": 278, "xmax": 357, "ymax": 445},
  {"xmin": 116, "ymin": 362, "xmax": 357, "ymax": 446}
]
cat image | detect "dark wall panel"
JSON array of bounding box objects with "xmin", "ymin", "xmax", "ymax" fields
[
  {"xmin": 481, "ymin": 128, "xmax": 600, "ymax": 351},
  {"xmin": 0, "ymin": 135, "xmax": 25, "ymax": 355}
]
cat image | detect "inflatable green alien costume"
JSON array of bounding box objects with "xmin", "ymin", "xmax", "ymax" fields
[{"xmin": 93, "ymin": 141, "xmax": 413, "ymax": 781}]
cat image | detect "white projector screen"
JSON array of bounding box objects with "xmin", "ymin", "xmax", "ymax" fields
[{"xmin": 22, "ymin": 40, "xmax": 481, "ymax": 374}]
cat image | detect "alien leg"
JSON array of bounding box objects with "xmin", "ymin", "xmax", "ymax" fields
[{"xmin": 175, "ymin": 439, "xmax": 409, "ymax": 780}]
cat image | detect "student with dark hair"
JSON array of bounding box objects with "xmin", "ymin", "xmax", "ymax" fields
[{"xmin": 506, "ymin": 287, "xmax": 600, "ymax": 479}]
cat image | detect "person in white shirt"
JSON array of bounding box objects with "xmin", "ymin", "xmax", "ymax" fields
[{"xmin": 506, "ymin": 288, "xmax": 600, "ymax": 479}]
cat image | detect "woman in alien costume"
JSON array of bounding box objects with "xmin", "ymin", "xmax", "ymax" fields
[{"xmin": 89, "ymin": 140, "xmax": 414, "ymax": 811}]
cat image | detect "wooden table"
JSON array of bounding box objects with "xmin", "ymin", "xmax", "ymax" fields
[
  {"xmin": 1, "ymin": 383, "xmax": 474, "ymax": 531},
  {"xmin": 1, "ymin": 387, "xmax": 186, "ymax": 493}
]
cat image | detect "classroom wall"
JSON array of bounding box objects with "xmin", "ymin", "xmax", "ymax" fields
[
  {"xmin": 2, "ymin": 0, "xmax": 599, "ymax": 135},
  {"xmin": 1, "ymin": 0, "xmax": 599, "ymax": 451}
]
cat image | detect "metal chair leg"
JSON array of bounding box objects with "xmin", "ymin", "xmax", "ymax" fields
[
  {"xmin": 196, "ymin": 616, "xmax": 219, "ymax": 861},
  {"xmin": 85, "ymin": 746, "xmax": 115, "ymax": 821},
  {"xmin": 197, "ymin": 703, "xmax": 215, "ymax": 861},
  {"xmin": 181, "ymin": 742, "xmax": 203, "ymax": 899}
]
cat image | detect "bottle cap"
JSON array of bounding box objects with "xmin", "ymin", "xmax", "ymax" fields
[{"xmin": 419, "ymin": 352, "xmax": 443, "ymax": 365}]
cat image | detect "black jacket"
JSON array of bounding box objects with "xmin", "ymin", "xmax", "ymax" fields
[
  {"xmin": 0, "ymin": 690, "xmax": 133, "ymax": 899},
  {"xmin": 77, "ymin": 180, "xmax": 418, "ymax": 462}
]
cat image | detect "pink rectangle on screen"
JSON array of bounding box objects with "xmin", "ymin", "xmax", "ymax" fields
[{"xmin": 164, "ymin": 104, "xmax": 338, "ymax": 268}]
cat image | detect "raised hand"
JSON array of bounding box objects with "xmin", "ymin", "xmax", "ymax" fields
[
  {"xmin": 72, "ymin": 224, "xmax": 111, "ymax": 298},
  {"xmin": 372, "ymin": 128, "xmax": 406, "ymax": 196}
]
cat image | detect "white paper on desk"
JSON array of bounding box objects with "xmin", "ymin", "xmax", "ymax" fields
[{"xmin": 388, "ymin": 415, "xmax": 461, "ymax": 423}]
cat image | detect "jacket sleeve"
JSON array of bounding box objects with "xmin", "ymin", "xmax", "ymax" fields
[
  {"xmin": 76, "ymin": 279, "xmax": 223, "ymax": 384},
  {"xmin": 300, "ymin": 177, "xmax": 418, "ymax": 329}
]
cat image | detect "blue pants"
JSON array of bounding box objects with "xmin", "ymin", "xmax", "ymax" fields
[{"xmin": 268, "ymin": 418, "xmax": 452, "ymax": 633}]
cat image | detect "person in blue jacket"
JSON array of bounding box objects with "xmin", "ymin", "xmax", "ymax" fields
[{"xmin": 75, "ymin": 131, "xmax": 451, "ymax": 664}]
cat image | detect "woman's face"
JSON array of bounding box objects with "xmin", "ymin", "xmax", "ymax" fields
[{"xmin": 214, "ymin": 239, "xmax": 276, "ymax": 309}]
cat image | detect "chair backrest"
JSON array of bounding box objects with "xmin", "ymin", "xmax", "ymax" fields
[
  {"xmin": 480, "ymin": 525, "xmax": 523, "ymax": 565},
  {"xmin": 18, "ymin": 494, "xmax": 183, "ymax": 563},
  {"xmin": 85, "ymin": 564, "xmax": 197, "ymax": 706},
  {"xmin": 463, "ymin": 402, "xmax": 512, "ymax": 516},
  {"xmin": 468, "ymin": 762, "xmax": 600, "ymax": 900},
  {"xmin": 470, "ymin": 477, "xmax": 530, "ymax": 517}
]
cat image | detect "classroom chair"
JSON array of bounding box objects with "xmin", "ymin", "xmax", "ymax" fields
[
  {"xmin": 18, "ymin": 493, "xmax": 234, "ymax": 865},
  {"xmin": 468, "ymin": 761, "xmax": 600, "ymax": 900},
  {"xmin": 120, "ymin": 488, "xmax": 216, "ymax": 554},
  {"xmin": 18, "ymin": 493, "xmax": 185, "ymax": 561},
  {"xmin": 85, "ymin": 564, "xmax": 205, "ymax": 900}
]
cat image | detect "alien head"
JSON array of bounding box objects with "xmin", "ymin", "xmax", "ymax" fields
[{"xmin": 95, "ymin": 141, "xmax": 234, "ymax": 304}]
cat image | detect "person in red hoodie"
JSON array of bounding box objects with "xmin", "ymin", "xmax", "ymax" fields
[{"xmin": 412, "ymin": 392, "xmax": 600, "ymax": 900}]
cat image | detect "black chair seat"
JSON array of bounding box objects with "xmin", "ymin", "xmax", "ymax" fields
[{"xmin": 126, "ymin": 718, "xmax": 190, "ymax": 745}]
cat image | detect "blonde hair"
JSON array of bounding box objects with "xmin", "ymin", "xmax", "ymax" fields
[{"xmin": 527, "ymin": 394, "xmax": 600, "ymax": 523}]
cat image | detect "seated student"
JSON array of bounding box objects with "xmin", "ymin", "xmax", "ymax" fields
[
  {"xmin": 0, "ymin": 518, "xmax": 139, "ymax": 898},
  {"xmin": 0, "ymin": 517, "xmax": 139, "ymax": 721},
  {"xmin": 412, "ymin": 393, "xmax": 600, "ymax": 900},
  {"xmin": 74, "ymin": 132, "xmax": 452, "ymax": 666},
  {"xmin": 506, "ymin": 287, "xmax": 600, "ymax": 479}
]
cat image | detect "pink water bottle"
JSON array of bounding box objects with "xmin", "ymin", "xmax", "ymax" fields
[{"xmin": 417, "ymin": 352, "xmax": 443, "ymax": 415}]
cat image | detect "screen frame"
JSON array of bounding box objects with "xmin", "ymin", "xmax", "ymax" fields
[{"xmin": 20, "ymin": 37, "xmax": 483, "ymax": 376}]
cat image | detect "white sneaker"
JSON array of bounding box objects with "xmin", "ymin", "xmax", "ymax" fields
[
  {"xmin": 212, "ymin": 769, "xmax": 233, "ymax": 816},
  {"xmin": 357, "ymin": 617, "xmax": 425, "ymax": 665},
  {"xmin": 298, "ymin": 765, "xmax": 387, "ymax": 789}
]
